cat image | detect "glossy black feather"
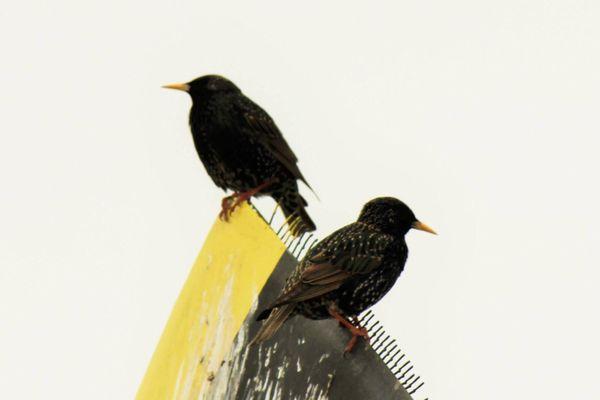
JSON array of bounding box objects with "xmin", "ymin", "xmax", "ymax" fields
[
  {"xmin": 252, "ymin": 197, "xmax": 422, "ymax": 344},
  {"xmin": 179, "ymin": 75, "xmax": 316, "ymax": 233}
]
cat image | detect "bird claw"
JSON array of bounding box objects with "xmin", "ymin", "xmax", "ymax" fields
[
  {"xmin": 342, "ymin": 326, "xmax": 369, "ymax": 354},
  {"xmin": 219, "ymin": 195, "xmax": 236, "ymax": 221},
  {"xmin": 328, "ymin": 306, "xmax": 369, "ymax": 355},
  {"xmin": 219, "ymin": 193, "xmax": 252, "ymax": 221},
  {"xmin": 219, "ymin": 179, "xmax": 276, "ymax": 222}
]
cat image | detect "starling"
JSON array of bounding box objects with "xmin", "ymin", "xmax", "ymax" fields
[
  {"xmin": 251, "ymin": 197, "xmax": 435, "ymax": 353},
  {"xmin": 163, "ymin": 75, "xmax": 316, "ymax": 234}
]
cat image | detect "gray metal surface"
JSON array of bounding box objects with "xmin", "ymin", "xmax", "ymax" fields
[{"xmin": 210, "ymin": 251, "xmax": 418, "ymax": 400}]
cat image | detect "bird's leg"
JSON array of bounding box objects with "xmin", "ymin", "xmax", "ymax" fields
[
  {"xmin": 224, "ymin": 178, "xmax": 277, "ymax": 217},
  {"xmin": 219, "ymin": 178, "xmax": 277, "ymax": 221},
  {"xmin": 328, "ymin": 306, "xmax": 369, "ymax": 354}
]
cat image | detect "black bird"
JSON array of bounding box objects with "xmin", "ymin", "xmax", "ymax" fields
[
  {"xmin": 251, "ymin": 197, "xmax": 435, "ymax": 353},
  {"xmin": 163, "ymin": 75, "xmax": 316, "ymax": 234}
]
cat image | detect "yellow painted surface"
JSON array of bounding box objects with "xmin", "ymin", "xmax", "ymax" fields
[{"xmin": 136, "ymin": 204, "xmax": 286, "ymax": 400}]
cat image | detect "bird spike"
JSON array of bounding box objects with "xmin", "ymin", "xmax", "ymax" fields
[
  {"xmin": 360, "ymin": 311, "xmax": 427, "ymax": 397},
  {"xmin": 369, "ymin": 321, "xmax": 383, "ymax": 336},
  {"xmin": 281, "ymin": 224, "xmax": 295, "ymax": 245},
  {"xmin": 400, "ymin": 371, "xmax": 415, "ymax": 384},
  {"xmin": 277, "ymin": 211, "xmax": 299, "ymax": 238},
  {"xmin": 390, "ymin": 354, "xmax": 406, "ymax": 373},
  {"xmin": 396, "ymin": 364, "xmax": 413, "ymax": 379},
  {"xmin": 368, "ymin": 325, "xmax": 385, "ymax": 346},
  {"xmin": 276, "ymin": 220, "xmax": 286, "ymax": 237},
  {"xmin": 297, "ymin": 236, "xmax": 319, "ymax": 260},
  {"xmin": 287, "ymin": 232, "xmax": 306, "ymax": 254},
  {"xmin": 307, "ymin": 237, "xmax": 319, "ymax": 250},
  {"xmin": 286, "ymin": 215, "xmax": 303, "ymax": 239},
  {"xmin": 279, "ymin": 218, "xmax": 428, "ymax": 397},
  {"xmin": 357, "ymin": 309, "xmax": 372, "ymax": 322},
  {"xmin": 282, "ymin": 219, "xmax": 302, "ymax": 245},
  {"xmin": 284, "ymin": 231, "xmax": 300, "ymax": 250},
  {"xmin": 285, "ymin": 212, "xmax": 303, "ymax": 239},
  {"xmin": 268, "ymin": 203, "xmax": 280, "ymax": 226},
  {"xmin": 358, "ymin": 311, "xmax": 375, "ymax": 328},
  {"xmin": 392, "ymin": 360, "xmax": 410, "ymax": 375},
  {"xmin": 408, "ymin": 381, "xmax": 425, "ymax": 395},
  {"xmin": 375, "ymin": 338, "xmax": 396, "ymax": 359},
  {"xmin": 382, "ymin": 346, "xmax": 401, "ymax": 365},
  {"xmin": 403, "ymin": 375, "xmax": 420, "ymax": 391},
  {"xmin": 291, "ymin": 233, "xmax": 311, "ymax": 258},
  {"xmin": 299, "ymin": 234, "xmax": 314, "ymax": 257},
  {"xmin": 372, "ymin": 334, "xmax": 390, "ymax": 352},
  {"xmin": 282, "ymin": 218, "xmax": 299, "ymax": 240}
]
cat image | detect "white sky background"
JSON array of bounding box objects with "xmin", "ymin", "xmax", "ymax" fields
[{"xmin": 1, "ymin": 1, "xmax": 599, "ymax": 399}]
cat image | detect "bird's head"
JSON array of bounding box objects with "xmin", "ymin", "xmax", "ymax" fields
[
  {"xmin": 358, "ymin": 197, "xmax": 436, "ymax": 236},
  {"xmin": 162, "ymin": 75, "xmax": 241, "ymax": 99}
]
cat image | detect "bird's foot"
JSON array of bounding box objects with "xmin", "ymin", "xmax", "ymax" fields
[
  {"xmin": 328, "ymin": 307, "xmax": 370, "ymax": 354},
  {"xmin": 219, "ymin": 194, "xmax": 237, "ymax": 221},
  {"xmin": 343, "ymin": 326, "xmax": 369, "ymax": 354},
  {"xmin": 218, "ymin": 191, "xmax": 254, "ymax": 221},
  {"xmin": 219, "ymin": 179, "xmax": 276, "ymax": 221}
]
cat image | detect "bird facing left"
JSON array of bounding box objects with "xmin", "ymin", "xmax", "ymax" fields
[{"xmin": 163, "ymin": 75, "xmax": 316, "ymax": 235}]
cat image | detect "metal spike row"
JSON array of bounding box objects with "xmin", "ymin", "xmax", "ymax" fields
[
  {"xmin": 372, "ymin": 334, "xmax": 391, "ymax": 353},
  {"xmin": 358, "ymin": 311, "xmax": 375, "ymax": 328},
  {"xmin": 261, "ymin": 208, "xmax": 428, "ymax": 398},
  {"xmin": 285, "ymin": 216, "xmax": 303, "ymax": 242},
  {"xmin": 292, "ymin": 234, "xmax": 308, "ymax": 257},
  {"xmin": 279, "ymin": 217, "xmax": 297, "ymax": 241},
  {"xmin": 268, "ymin": 203, "xmax": 280, "ymax": 226},
  {"xmin": 400, "ymin": 372, "xmax": 415, "ymax": 386},
  {"xmin": 365, "ymin": 319, "xmax": 380, "ymax": 333},
  {"xmin": 391, "ymin": 360, "xmax": 410, "ymax": 376},
  {"xmin": 285, "ymin": 232, "xmax": 304, "ymax": 255},
  {"xmin": 396, "ymin": 365, "xmax": 414, "ymax": 380},
  {"xmin": 290, "ymin": 233, "xmax": 309, "ymax": 257},
  {"xmin": 277, "ymin": 212, "xmax": 301, "ymax": 240},
  {"xmin": 368, "ymin": 325, "xmax": 384, "ymax": 345},
  {"xmin": 360, "ymin": 314, "xmax": 427, "ymax": 398},
  {"xmin": 389, "ymin": 354, "xmax": 407, "ymax": 374},
  {"xmin": 283, "ymin": 226, "xmax": 299, "ymax": 247},
  {"xmin": 408, "ymin": 381, "xmax": 425, "ymax": 395},
  {"xmin": 382, "ymin": 345, "xmax": 401, "ymax": 364},
  {"xmin": 358, "ymin": 309, "xmax": 373, "ymax": 321},
  {"xmin": 295, "ymin": 234, "xmax": 313, "ymax": 258},
  {"xmin": 370, "ymin": 328, "xmax": 387, "ymax": 348},
  {"xmin": 375, "ymin": 338, "xmax": 396, "ymax": 357},
  {"xmin": 275, "ymin": 220, "xmax": 286, "ymax": 237},
  {"xmin": 276, "ymin": 211, "xmax": 297, "ymax": 237},
  {"xmin": 404, "ymin": 375, "xmax": 420, "ymax": 391},
  {"xmin": 303, "ymin": 237, "xmax": 319, "ymax": 255}
]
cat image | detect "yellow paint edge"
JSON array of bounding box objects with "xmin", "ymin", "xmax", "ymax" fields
[{"xmin": 136, "ymin": 204, "xmax": 286, "ymax": 400}]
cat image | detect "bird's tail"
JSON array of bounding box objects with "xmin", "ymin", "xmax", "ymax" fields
[
  {"xmin": 272, "ymin": 189, "xmax": 316, "ymax": 236},
  {"xmin": 249, "ymin": 304, "xmax": 295, "ymax": 346}
]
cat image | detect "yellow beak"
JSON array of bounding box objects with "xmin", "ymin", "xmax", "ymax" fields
[
  {"xmin": 412, "ymin": 221, "xmax": 437, "ymax": 235},
  {"xmin": 162, "ymin": 83, "xmax": 190, "ymax": 92}
]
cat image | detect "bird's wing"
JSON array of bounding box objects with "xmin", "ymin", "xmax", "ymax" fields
[
  {"xmin": 241, "ymin": 100, "xmax": 314, "ymax": 192},
  {"xmin": 269, "ymin": 227, "xmax": 394, "ymax": 307}
]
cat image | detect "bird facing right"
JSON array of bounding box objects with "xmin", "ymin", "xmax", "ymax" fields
[{"xmin": 251, "ymin": 197, "xmax": 436, "ymax": 353}]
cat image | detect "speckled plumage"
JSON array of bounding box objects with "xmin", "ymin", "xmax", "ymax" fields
[
  {"xmin": 251, "ymin": 197, "xmax": 434, "ymax": 347},
  {"xmin": 167, "ymin": 75, "xmax": 316, "ymax": 234}
]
